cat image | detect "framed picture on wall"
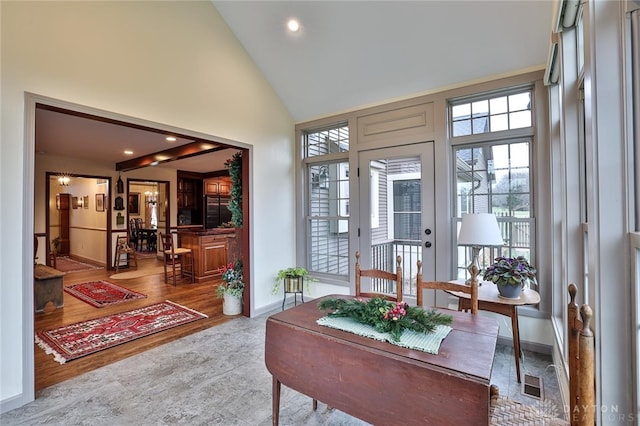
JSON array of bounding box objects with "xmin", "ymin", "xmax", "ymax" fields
[
  {"xmin": 83, "ymin": 195, "xmax": 89, "ymax": 209},
  {"xmin": 72, "ymin": 196, "xmax": 80, "ymax": 209},
  {"xmin": 96, "ymin": 193, "xmax": 105, "ymax": 212},
  {"xmin": 128, "ymin": 192, "xmax": 140, "ymax": 214}
]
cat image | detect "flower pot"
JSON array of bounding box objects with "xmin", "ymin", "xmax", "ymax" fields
[
  {"xmin": 223, "ymin": 293, "xmax": 242, "ymax": 315},
  {"xmin": 284, "ymin": 275, "xmax": 303, "ymax": 293},
  {"xmin": 496, "ymin": 282, "xmax": 522, "ymax": 299}
]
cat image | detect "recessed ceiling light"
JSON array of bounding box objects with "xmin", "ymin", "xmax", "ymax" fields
[
  {"xmin": 287, "ymin": 19, "xmax": 300, "ymax": 32},
  {"xmin": 166, "ymin": 136, "xmax": 177, "ymax": 142},
  {"xmin": 124, "ymin": 150, "xmax": 133, "ymax": 155}
]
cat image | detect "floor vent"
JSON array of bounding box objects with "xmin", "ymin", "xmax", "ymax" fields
[{"xmin": 522, "ymin": 374, "xmax": 543, "ymax": 399}]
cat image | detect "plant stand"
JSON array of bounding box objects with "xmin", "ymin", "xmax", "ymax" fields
[{"xmin": 282, "ymin": 275, "xmax": 304, "ymax": 311}]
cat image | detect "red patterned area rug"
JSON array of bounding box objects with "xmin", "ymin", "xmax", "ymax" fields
[
  {"xmin": 64, "ymin": 281, "xmax": 147, "ymax": 308},
  {"xmin": 35, "ymin": 301, "xmax": 208, "ymax": 364},
  {"xmin": 55, "ymin": 256, "xmax": 102, "ymax": 273}
]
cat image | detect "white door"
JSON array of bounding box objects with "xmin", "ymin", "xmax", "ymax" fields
[{"xmin": 358, "ymin": 142, "xmax": 435, "ymax": 300}]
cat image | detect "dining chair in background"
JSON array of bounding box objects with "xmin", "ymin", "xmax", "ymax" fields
[{"xmin": 415, "ymin": 259, "xmax": 478, "ymax": 314}]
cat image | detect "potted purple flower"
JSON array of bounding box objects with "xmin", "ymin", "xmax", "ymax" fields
[{"xmin": 483, "ymin": 256, "xmax": 537, "ymax": 299}]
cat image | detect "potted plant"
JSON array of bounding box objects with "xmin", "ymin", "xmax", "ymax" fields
[
  {"xmin": 272, "ymin": 267, "xmax": 316, "ymax": 295},
  {"xmin": 483, "ymin": 256, "xmax": 537, "ymax": 299},
  {"xmin": 51, "ymin": 236, "xmax": 61, "ymax": 254},
  {"xmin": 216, "ymin": 259, "xmax": 244, "ymax": 315},
  {"xmin": 224, "ymin": 151, "xmax": 242, "ymax": 228}
]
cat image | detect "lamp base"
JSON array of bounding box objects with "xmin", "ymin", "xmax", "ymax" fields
[
  {"xmin": 465, "ymin": 277, "xmax": 482, "ymax": 287},
  {"xmin": 466, "ymin": 246, "xmax": 482, "ymax": 286}
]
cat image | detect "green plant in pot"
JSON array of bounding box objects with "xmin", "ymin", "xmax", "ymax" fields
[
  {"xmin": 273, "ymin": 267, "xmax": 317, "ymax": 295},
  {"xmin": 224, "ymin": 151, "xmax": 242, "ymax": 228},
  {"xmin": 216, "ymin": 260, "xmax": 244, "ymax": 315},
  {"xmin": 51, "ymin": 236, "xmax": 61, "ymax": 254},
  {"xmin": 483, "ymin": 256, "xmax": 537, "ymax": 299}
]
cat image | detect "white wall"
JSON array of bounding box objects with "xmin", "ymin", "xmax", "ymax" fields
[{"xmin": 1, "ymin": 1, "xmax": 295, "ymax": 411}]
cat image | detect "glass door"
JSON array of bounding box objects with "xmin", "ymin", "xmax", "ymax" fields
[{"xmin": 358, "ymin": 142, "xmax": 435, "ymax": 300}]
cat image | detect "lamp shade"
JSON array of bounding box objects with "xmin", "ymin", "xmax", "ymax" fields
[{"xmin": 458, "ymin": 213, "xmax": 504, "ymax": 247}]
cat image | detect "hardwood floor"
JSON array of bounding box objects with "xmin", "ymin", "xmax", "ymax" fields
[{"xmin": 34, "ymin": 257, "xmax": 228, "ymax": 392}]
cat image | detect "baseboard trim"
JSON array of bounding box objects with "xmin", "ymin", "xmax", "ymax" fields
[{"xmin": 497, "ymin": 335, "xmax": 553, "ymax": 355}]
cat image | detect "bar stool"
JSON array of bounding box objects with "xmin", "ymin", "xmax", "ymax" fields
[{"xmin": 160, "ymin": 232, "xmax": 194, "ymax": 285}]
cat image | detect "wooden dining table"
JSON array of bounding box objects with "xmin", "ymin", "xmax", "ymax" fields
[{"xmin": 265, "ymin": 295, "xmax": 500, "ymax": 426}]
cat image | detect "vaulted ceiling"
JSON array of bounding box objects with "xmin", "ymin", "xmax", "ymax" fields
[{"xmin": 35, "ymin": 1, "xmax": 554, "ymax": 172}]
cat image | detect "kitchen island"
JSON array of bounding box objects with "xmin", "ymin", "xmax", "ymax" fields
[{"xmin": 178, "ymin": 228, "xmax": 238, "ymax": 283}]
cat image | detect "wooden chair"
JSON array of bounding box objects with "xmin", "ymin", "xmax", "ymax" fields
[
  {"xmin": 313, "ymin": 251, "xmax": 403, "ymax": 411},
  {"xmin": 128, "ymin": 219, "xmax": 139, "ymax": 251},
  {"xmin": 113, "ymin": 235, "xmax": 138, "ymax": 273},
  {"xmin": 160, "ymin": 232, "xmax": 194, "ymax": 286},
  {"xmin": 489, "ymin": 283, "xmax": 595, "ymax": 425},
  {"xmin": 133, "ymin": 218, "xmax": 144, "ymax": 251},
  {"xmin": 415, "ymin": 259, "xmax": 478, "ymax": 314},
  {"xmin": 354, "ymin": 251, "xmax": 403, "ymax": 302}
]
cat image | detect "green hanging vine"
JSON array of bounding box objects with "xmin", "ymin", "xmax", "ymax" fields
[{"xmin": 225, "ymin": 151, "xmax": 243, "ymax": 228}]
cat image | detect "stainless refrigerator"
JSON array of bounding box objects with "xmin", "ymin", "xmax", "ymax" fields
[{"xmin": 205, "ymin": 195, "xmax": 232, "ymax": 229}]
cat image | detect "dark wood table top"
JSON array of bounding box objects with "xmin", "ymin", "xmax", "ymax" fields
[{"xmin": 267, "ymin": 294, "xmax": 499, "ymax": 382}]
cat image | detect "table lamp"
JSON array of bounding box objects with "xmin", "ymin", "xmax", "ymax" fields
[{"xmin": 457, "ymin": 213, "xmax": 504, "ymax": 286}]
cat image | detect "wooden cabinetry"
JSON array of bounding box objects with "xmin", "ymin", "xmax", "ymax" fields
[
  {"xmin": 179, "ymin": 230, "xmax": 235, "ymax": 283},
  {"xmin": 177, "ymin": 177, "xmax": 202, "ymax": 209},
  {"xmin": 204, "ymin": 177, "xmax": 231, "ymax": 195},
  {"xmin": 56, "ymin": 193, "xmax": 70, "ymax": 256}
]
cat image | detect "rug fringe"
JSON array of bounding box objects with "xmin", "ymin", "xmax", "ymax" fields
[
  {"xmin": 35, "ymin": 334, "xmax": 68, "ymax": 365},
  {"xmin": 165, "ymin": 300, "xmax": 209, "ymax": 318}
]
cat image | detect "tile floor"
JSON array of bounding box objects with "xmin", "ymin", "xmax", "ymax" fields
[{"xmin": 1, "ymin": 308, "xmax": 566, "ymax": 425}]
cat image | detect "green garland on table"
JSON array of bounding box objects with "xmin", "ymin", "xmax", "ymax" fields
[{"xmin": 318, "ymin": 297, "xmax": 453, "ymax": 342}]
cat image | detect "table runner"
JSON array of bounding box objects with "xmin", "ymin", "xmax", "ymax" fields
[{"xmin": 317, "ymin": 316, "xmax": 452, "ymax": 354}]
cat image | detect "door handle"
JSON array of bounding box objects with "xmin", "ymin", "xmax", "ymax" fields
[{"xmin": 425, "ymin": 241, "xmax": 432, "ymax": 248}]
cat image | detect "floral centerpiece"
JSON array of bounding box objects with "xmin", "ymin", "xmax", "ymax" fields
[
  {"xmin": 216, "ymin": 260, "xmax": 244, "ymax": 299},
  {"xmin": 318, "ymin": 297, "xmax": 452, "ymax": 342},
  {"xmin": 483, "ymin": 256, "xmax": 536, "ymax": 298}
]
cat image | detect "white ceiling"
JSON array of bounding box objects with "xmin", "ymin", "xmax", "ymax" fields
[
  {"xmin": 35, "ymin": 1, "xmax": 554, "ymax": 172},
  {"xmin": 213, "ymin": 1, "xmax": 555, "ymax": 122}
]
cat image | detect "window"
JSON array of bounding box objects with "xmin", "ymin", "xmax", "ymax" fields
[
  {"xmin": 451, "ymin": 91, "xmax": 532, "ymax": 137},
  {"xmin": 451, "ymin": 89, "xmax": 536, "ymax": 283},
  {"xmin": 304, "ymin": 125, "xmax": 350, "ymax": 277}
]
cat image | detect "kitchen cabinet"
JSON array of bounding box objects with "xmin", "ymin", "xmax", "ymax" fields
[
  {"xmin": 177, "ymin": 177, "xmax": 201, "ymax": 210},
  {"xmin": 179, "ymin": 229, "xmax": 236, "ymax": 283},
  {"xmin": 204, "ymin": 177, "xmax": 231, "ymax": 196}
]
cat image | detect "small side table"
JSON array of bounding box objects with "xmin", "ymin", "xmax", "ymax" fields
[
  {"xmin": 446, "ymin": 280, "xmax": 540, "ymax": 383},
  {"xmin": 282, "ymin": 276, "xmax": 305, "ymax": 311}
]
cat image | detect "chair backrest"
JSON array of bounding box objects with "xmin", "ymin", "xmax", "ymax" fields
[
  {"xmin": 116, "ymin": 235, "xmax": 132, "ymax": 250},
  {"xmin": 129, "ymin": 220, "xmax": 139, "ymax": 240},
  {"xmin": 568, "ymin": 283, "xmax": 595, "ymax": 425},
  {"xmin": 415, "ymin": 260, "xmax": 478, "ymax": 314},
  {"xmin": 159, "ymin": 232, "xmax": 174, "ymax": 254},
  {"xmin": 355, "ymin": 251, "xmax": 403, "ymax": 302}
]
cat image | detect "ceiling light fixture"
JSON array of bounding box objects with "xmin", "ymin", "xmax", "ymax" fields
[
  {"xmin": 287, "ymin": 19, "xmax": 300, "ymax": 32},
  {"xmin": 124, "ymin": 150, "xmax": 133, "ymax": 155},
  {"xmin": 57, "ymin": 175, "xmax": 70, "ymax": 186},
  {"xmin": 166, "ymin": 136, "xmax": 177, "ymax": 142}
]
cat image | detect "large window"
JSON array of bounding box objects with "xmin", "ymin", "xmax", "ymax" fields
[
  {"xmin": 304, "ymin": 125, "xmax": 350, "ymax": 277},
  {"xmin": 451, "ymin": 89, "xmax": 536, "ymax": 284}
]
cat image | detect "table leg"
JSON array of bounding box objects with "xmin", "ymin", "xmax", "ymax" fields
[
  {"xmin": 272, "ymin": 377, "xmax": 281, "ymax": 426},
  {"xmin": 510, "ymin": 306, "xmax": 522, "ymax": 383}
]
